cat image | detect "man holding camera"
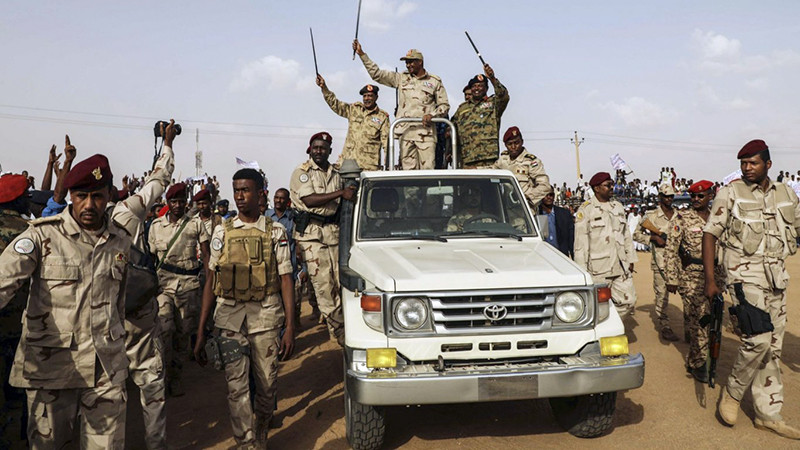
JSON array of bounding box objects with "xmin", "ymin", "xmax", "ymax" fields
[{"xmin": 703, "ymin": 140, "xmax": 800, "ymax": 438}]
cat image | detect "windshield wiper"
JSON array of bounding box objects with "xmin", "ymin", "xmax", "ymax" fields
[
  {"xmin": 436, "ymin": 230, "xmax": 523, "ymax": 241},
  {"xmin": 387, "ymin": 233, "xmax": 448, "ymax": 242}
]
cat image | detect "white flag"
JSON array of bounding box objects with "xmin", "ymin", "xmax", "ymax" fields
[
  {"xmin": 236, "ymin": 157, "xmax": 260, "ymax": 170},
  {"xmin": 610, "ymin": 153, "xmax": 627, "ymax": 171},
  {"xmin": 722, "ymin": 169, "xmax": 742, "ymax": 185}
]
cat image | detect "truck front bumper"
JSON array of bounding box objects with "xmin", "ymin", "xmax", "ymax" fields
[{"xmin": 346, "ymin": 352, "xmax": 645, "ymax": 405}]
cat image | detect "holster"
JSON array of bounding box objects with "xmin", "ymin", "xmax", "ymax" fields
[
  {"xmin": 294, "ymin": 211, "xmax": 310, "ymax": 236},
  {"xmin": 730, "ymin": 283, "xmax": 774, "ymax": 336},
  {"xmin": 204, "ymin": 335, "xmax": 251, "ymax": 371}
]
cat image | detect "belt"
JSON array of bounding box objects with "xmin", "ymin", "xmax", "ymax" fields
[
  {"xmin": 159, "ymin": 262, "xmax": 201, "ymax": 276},
  {"xmin": 309, "ymin": 218, "xmax": 337, "ymax": 227}
]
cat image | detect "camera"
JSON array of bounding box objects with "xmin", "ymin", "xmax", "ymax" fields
[{"xmin": 153, "ymin": 121, "xmax": 182, "ymax": 137}]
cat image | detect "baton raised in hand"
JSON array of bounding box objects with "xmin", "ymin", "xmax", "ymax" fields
[
  {"xmin": 352, "ymin": 0, "xmax": 362, "ymax": 60},
  {"xmin": 465, "ymin": 31, "xmax": 486, "ymax": 66},
  {"xmin": 310, "ymin": 27, "xmax": 319, "ymax": 76}
]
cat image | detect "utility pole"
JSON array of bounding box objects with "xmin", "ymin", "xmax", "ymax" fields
[
  {"xmin": 571, "ymin": 131, "xmax": 584, "ymax": 184},
  {"xmin": 195, "ymin": 128, "xmax": 202, "ymax": 177}
]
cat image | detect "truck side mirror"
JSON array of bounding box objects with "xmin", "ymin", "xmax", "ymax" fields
[{"xmin": 535, "ymin": 214, "xmax": 550, "ymax": 241}]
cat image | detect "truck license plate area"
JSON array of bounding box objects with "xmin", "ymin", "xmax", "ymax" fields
[{"xmin": 478, "ymin": 375, "xmax": 538, "ymax": 400}]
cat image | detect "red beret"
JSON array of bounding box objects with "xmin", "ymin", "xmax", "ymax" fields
[
  {"xmin": 737, "ymin": 139, "xmax": 768, "ymax": 159},
  {"xmin": 192, "ymin": 188, "xmax": 211, "ymax": 202},
  {"xmin": 0, "ymin": 174, "xmax": 29, "ymax": 203},
  {"xmin": 589, "ymin": 172, "xmax": 612, "ymax": 187},
  {"xmin": 688, "ymin": 180, "xmax": 714, "ymax": 193},
  {"xmin": 117, "ymin": 189, "xmax": 129, "ymax": 201},
  {"xmin": 359, "ymin": 84, "xmax": 379, "ymax": 95},
  {"xmin": 307, "ymin": 131, "xmax": 333, "ymax": 154},
  {"xmin": 63, "ymin": 154, "xmax": 113, "ymax": 191},
  {"xmin": 503, "ymin": 126, "xmax": 522, "ymax": 142},
  {"xmin": 165, "ymin": 183, "xmax": 187, "ymax": 201}
]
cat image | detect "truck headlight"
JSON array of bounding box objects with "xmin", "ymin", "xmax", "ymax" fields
[
  {"xmin": 394, "ymin": 297, "xmax": 428, "ymax": 330},
  {"xmin": 555, "ymin": 291, "xmax": 585, "ymax": 323}
]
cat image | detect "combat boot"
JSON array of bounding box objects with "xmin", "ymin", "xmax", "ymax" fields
[
  {"xmin": 660, "ymin": 327, "xmax": 679, "ymax": 342},
  {"xmin": 718, "ymin": 387, "xmax": 740, "ymax": 426},
  {"xmin": 690, "ymin": 365, "xmax": 708, "ymax": 383},
  {"xmin": 754, "ymin": 419, "xmax": 800, "ymax": 439},
  {"xmin": 255, "ymin": 415, "xmax": 270, "ymax": 449}
]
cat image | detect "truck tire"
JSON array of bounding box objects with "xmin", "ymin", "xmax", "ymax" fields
[
  {"xmin": 345, "ymin": 382, "xmax": 386, "ymax": 450},
  {"xmin": 549, "ymin": 392, "xmax": 617, "ymax": 438}
]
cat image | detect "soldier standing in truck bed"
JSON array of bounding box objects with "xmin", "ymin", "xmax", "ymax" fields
[{"xmin": 492, "ymin": 126, "xmax": 550, "ymax": 209}]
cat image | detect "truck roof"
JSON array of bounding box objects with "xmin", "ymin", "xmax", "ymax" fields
[{"xmin": 360, "ymin": 169, "xmax": 515, "ymax": 179}]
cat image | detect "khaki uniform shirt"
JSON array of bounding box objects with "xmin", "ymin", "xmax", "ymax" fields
[
  {"xmin": 451, "ymin": 79, "xmax": 510, "ymax": 166},
  {"xmin": 704, "ymin": 179, "xmax": 800, "ymax": 290},
  {"xmin": 492, "ymin": 149, "xmax": 550, "ymax": 208},
  {"xmin": 0, "ymin": 146, "xmax": 173, "ymax": 389},
  {"xmin": 201, "ymin": 213, "xmax": 222, "ymax": 239},
  {"xmin": 359, "ymin": 53, "xmax": 449, "ymax": 140},
  {"xmin": 209, "ymin": 216, "xmax": 292, "ymax": 333},
  {"xmin": 0, "ymin": 209, "xmax": 29, "ymax": 340},
  {"xmin": 148, "ymin": 213, "xmax": 208, "ymax": 293},
  {"xmin": 574, "ymin": 196, "xmax": 638, "ymax": 278},
  {"xmin": 290, "ymin": 159, "xmax": 342, "ymax": 245},
  {"xmin": 633, "ymin": 206, "xmax": 675, "ymax": 269},
  {"xmin": 322, "ymin": 86, "xmax": 390, "ymax": 171}
]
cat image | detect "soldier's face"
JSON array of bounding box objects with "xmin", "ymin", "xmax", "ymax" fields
[
  {"xmin": 218, "ymin": 204, "xmax": 228, "ymax": 215},
  {"xmin": 362, "ymin": 92, "xmax": 377, "ymax": 109},
  {"xmin": 505, "ymin": 136, "xmax": 523, "ymax": 159},
  {"xmin": 740, "ymin": 154, "xmax": 771, "ymax": 183},
  {"xmin": 405, "ymin": 59, "xmax": 423, "ymax": 76},
  {"xmin": 470, "ymin": 81, "xmax": 487, "ymax": 100},
  {"xmin": 659, "ymin": 193, "xmax": 674, "ymax": 207},
  {"xmin": 70, "ymin": 186, "xmax": 110, "ymax": 231},
  {"xmin": 310, "ymin": 140, "xmax": 332, "ymax": 166},
  {"xmin": 593, "ymin": 180, "xmax": 614, "ymax": 201},
  {"xmin": 691, "ymin": 190, "xmax": 713, "ymax": 210},
  {"xmin": 196, "ymin": 199, "xmax": 211, "ymax": 216},
  {"xmin": 463, "ymin": 89, "xmax": 472, "ymax": 102},
  {"xmin": 168, "ymin": 197, "xmax": 187, "ymax": 219}
]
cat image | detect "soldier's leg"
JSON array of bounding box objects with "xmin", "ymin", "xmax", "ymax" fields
[
  {"xmin": 248, "ymin": 329, "xmax": 281, "ymax": 445},
  {"xmin": 416, "ymin": 136, "xmax": 436, "ymax": 170},
  {"xmin": 26, "ymin": 388, "xmax": 79, "ymax": 449},
  {"xmin": 399, "ymin": 135, "xmax": 419, "ymax": 170},
  {"xmin": 170, "ymin": 286, "xmax": 201, "ymax": 387},
  {"xmin": 220, "ymin": 328, "xmax": 257, "ymax": 446},
  {"xmin": 610, "ymin": 273, "xmax": 637, "ymax": 317},
  {"xmin": 750, "ymin": 288, "xmax": 787, "ymax": 422},
  {"xmin": 652, "ymin": 255, "xmax": 670, "ymax": 330},
  {"xmin": 79, "ymin": 368, "xmax": 127, "ymax": 450},
  {"xmin": 303, "ymin": 241, "xmax": 344, "ymax": 342},
  {"xmin": 682, "ymin": 275, "xmax": 710, "ymax": 370},
  {"xmin": 156, "ymin": 291, "xmax": 177, "ymax": 384}
]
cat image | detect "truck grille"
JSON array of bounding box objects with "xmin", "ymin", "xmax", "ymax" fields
[{"xmin": 428, "ymin": 291, "xmax": 555, "ymax": 334}]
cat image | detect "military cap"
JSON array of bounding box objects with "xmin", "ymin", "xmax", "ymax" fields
[
  {"xmin": 0, "ymin": 174, "xmax": 28, "ymax": 203},
  {"xmin": 467, "ymin": 74, "xmax": 488, "ymax": 87},
  {"xmin": 165, "ymin": 182, "xmax": 187, "ymax": 201},
  {"xmin": 737, "ymin": 139, "xmax": 768, "ymax": 159},
  {"xmin": 688, "ymin": 180, "xmax": 714, "ymax": 193},
  {"xmin": 63, "ymin": 154, "xmax": 113, "ymax": 191},
  {"xmin": 658, "ymin": 184, "xmax": 676, "ymax": 196},
  {"xmin": 217, "ymin": 199, "xmax": 229, "ymax": 207},
  {"xmin": 193, "ymin": 188, "xmax": 211, "ymax": 202},
  {"xmin": 359, "ymin": 84, "xmax": 379, "ymax": 95},
  {"xmin": 589, "ymin": 172, "xmax": 612, "ymax": 187},
  {"xmin": 307, "ymin": 131, "xmax": 333, "ymax": 154},
  {"xmin": 400, "ymin": 49, "xmax": 424, "ymax": 61},
  {"xmin": 503, "ymin": 126, "xmax": 522, "ymax": 142}
]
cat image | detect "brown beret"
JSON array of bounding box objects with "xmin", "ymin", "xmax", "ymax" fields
[
  {"xmin": 688, "ymin": 180, "xmax": 714, "ymax": 193},
  {"xmin": 63, "ymin": 154, "xmax": 113, "ymax": 191},
  {"xmin": 192, "ymin": 188, "xmax": 211, "ymax": 202},
  {"xmin": 737, "ymin": 139, "xmax": 768, "ymax": 159},
  {"xmin": 0, "ymin": 174, "xmax": 29, "ymax": 203},
  {"xmin": 467, "ymin": 74, "xmax": 488, "ymax": 88},
  {"xmin": 307, "ymin": 131, "xmax": 333, "ymax": 154},
  {"xmin": 589, "ymin": 172, "xmax": 612, "ymax": 187},
  {"xmin": 359, "ymin": 84, "xmax": 379, "ymax": 95},
  {"xmin": 503, "ymin": 126, "xmax": 522, "ymax": 142},
  {"xmin": 165, "ymin": 183, "xmax": 187, "ymax": 201}
]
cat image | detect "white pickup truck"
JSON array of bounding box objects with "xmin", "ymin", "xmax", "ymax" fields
[{"xmin": 337, "ymin": 165, "xmax": 645, "ymax": 450}]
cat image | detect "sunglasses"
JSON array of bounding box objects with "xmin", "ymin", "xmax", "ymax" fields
[{"xmin": 689, "ymin": 193, "xmax": 706, "ymax": 199}]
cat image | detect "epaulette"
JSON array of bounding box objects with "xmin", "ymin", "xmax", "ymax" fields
[
  {"xmin": 379, "ymin": 109, "xmax": 389, "ymax": 118},
  {"xmin": 581, "ymin": 200, "xmax": 590, "ymax": 208},
  {"xmin": 223, "ymin": 217, "xmax": 235, "ymax": 231},
  {"xmin": 523, "ymin": 153, "xmax": 537, "ymax": 161},
  {"xmin": 30, "ymin": 215, "xmax": 62, "ymax": 227},
  {"xmin": 298, "ymin": 160, "xmax": 312, "ymax": 171},
  {"xmin": 500, "ymin": 150, "xmax": 509, "ymax": 156},
  {"xmin": 428, "ymin": 73, "xmax": 442, "ymax": 82}
]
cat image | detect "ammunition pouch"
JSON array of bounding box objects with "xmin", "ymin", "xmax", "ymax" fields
[
  {"xmin": 125, "ymin": 245, "xmax": 159, "ymax": 314},
  {"xmin": 204, "ymin": 335, "xmax": 251, "ymax": 371},
  {"xmin": 213, "ymin": 262, "xmax": 269, "ymax": 302}
]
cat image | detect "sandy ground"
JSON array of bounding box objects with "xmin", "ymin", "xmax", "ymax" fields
[{"xmin": 124, "ymin": 251, "xmax": 800, "ymax": 449}]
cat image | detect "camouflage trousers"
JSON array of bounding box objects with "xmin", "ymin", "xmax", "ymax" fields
[
  {"xmin": 157, "ymin": 286, "xmax": 201, "ymax": 382},
  {"xmin": 651, "ymin": 247, "xmax": 671, "ymax": 329},
  {"xmin": 122, "ymin": 298, "xmax": 167, "ymax": 450},
  {"xmin": 597, "ymin": 271, "xmax": 637, "ymax": 318},
  {"xmin": 299, "ymin": 241, "xmax": 344, "ymax": 342},
  {"xmin": 679, "ymin": 271, "xmax": 713, "ymax": 369},
  {"xmin": 294, "ymin": 276, "xmax": 318, "ymax": 321},
  {"xmin": 399, "ymin": 134, "xmax": 436, "ymax": 170},
  {"xmin": 725, "ymin": 282, "xmax": 787, "ymax": 422},
  {"xmin": 26, "ymin": 365, "xmax": 126, "ymax": 450},
  {"xmin": 220, "ymin": 326, "xmax": 280, "ymax": 447}
]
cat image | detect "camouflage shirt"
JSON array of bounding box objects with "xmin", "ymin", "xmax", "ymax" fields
[
  {"xmin": 492, "ymin": 149, "xmax": 550, "ymax": 208},
  {"xmin": 451, "ymin": 79, "xmax": 509, "ymax": 166},
  {"xmin": 0, "ymin": 209, "xmax": 29, "ymax": 339},
  {"xmin": 322, "ymin": 86, "xmax": 390, "ymax": 171},
  {"xmin": 665, "ymin": 208, "xmax": 713, "ymax": 284}
]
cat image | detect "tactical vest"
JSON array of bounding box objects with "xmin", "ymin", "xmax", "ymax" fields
[
  {"xmin": 213, "ymin": 219, "xmax": 280, "ymax": 301},
  {"xmin": 725, "ymin": 180, "xmax": 797, "ymax": 257}
]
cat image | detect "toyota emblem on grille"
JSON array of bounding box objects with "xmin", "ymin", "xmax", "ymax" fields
[{"xmin": 483, "ymin": 304, "xmax": 508, "ymax": 322}]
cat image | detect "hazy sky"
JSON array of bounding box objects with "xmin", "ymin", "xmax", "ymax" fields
[{"xmin": 3, "ymin": 1, "xmax": 800, "ymax": 202}]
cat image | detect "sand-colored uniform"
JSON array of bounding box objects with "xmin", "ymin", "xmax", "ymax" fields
[
  {"xmin": 290, "ymin": 159, "xmax": 344, "ymax": 341},
  {"xmin": 633, "ymin": 206, "xmax": 675, "ymax": 330},
  {"xmin": 148, "ymin": 213, "xmax": 208, "ymax": 386},
  {"xmin": 704, "ymin": 178, "xmax": 800, "ymax": 422},
  {"xmin": 0, "ymin": 146, "xmax": 173, "ymax": 449},
  {"xmin": 451, "ymin": 79, "xmax": 509, "ymax": 167},
  {"xmin": 574, "ymin": 196, "xmax": 639, "ymax": 317},
  {"xmin": 359, "ymin": 52, "xmax": 449, "ymax": 170},
  {"xmin": 322, "ymin": 85, "xmax": 390, "ymax": 171},
  {"xmin": 209, "ymin": 216, "xmax": 292, "ymax": 447},
  {"xmin": 492, "ymin": 149, "xmax": 550, "ymax": 208},
  {"xmin": 665, "ymin": 208, "xmax": 725, "ymax": 370}
]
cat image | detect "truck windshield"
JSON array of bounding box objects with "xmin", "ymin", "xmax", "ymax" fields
[{"xmin": 357, "ymin": 176, "xmax": 536, "ymax": 240}]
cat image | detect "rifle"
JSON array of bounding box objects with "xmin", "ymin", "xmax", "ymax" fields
[
  {"xmin": 464, "ymin": 31, "xmax": 486, "ymax": 66},
  {"xmin": 700, "ymin": 294, "xmax": 724, "ymax": 388}
]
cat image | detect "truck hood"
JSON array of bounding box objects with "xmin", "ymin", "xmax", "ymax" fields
[{"xmin": 349, "ymin": 238, "xmax": 591, "ymax": 292}]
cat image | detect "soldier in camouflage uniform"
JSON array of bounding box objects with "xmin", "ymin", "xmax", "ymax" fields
[
  {"xmin": 633, "ymin": 184, "xmax": 679, "ymax": 341},
  {"xmin": 316, "ymin": 75, "xmax": 390, "ymax": 171},
  {"xmin": 195, "ymin": 168, "xmax": 295, "ymax": 449},
  {"xmin": 704, "ymin": 140, "xmax": 800, "ymax": 438},
  {"xmin": 451, "ymin": 66, "xmax": 509, "ymax": 168},
  {"xmin": 0, "ymin": 174, "xmax": 31, "ymax": 448},
  {"xmin": 0, "ymin": 126, "xmax": 175, "ymax": 449},
  {"xmin": 665, "ymin": 180, "xmax": 725, "ymax": 383},
  {"xmin": 446, "ymin": 184, "xmax": 495, "ymax": 232},
  {"xmin": 492, "ymin": 127, "xmax": 551, "ymax": 208},
  {"xmin": 574, "ymin": 172, "xmax": 638, "ymax": 318},
  {"xmin": 354, "ymin": 40, "xmax": 449, "ymax": 170}
]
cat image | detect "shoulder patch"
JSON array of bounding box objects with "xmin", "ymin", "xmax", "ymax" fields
[
  {"xmin": 14, "ymin": 238, "xmax": 34, "ymax": 254},
  {"xmin": 211, "ymin": 237, "xmax": 223, "ymax": 251},
  {"xmin": 30, "ymin": 215, "xmax": 62, "ymax": 227},
  {"xmin": 299, "ymin": 173, "xmax": 309, "ymax": 183},
  {"xmin": 576, "ymin": 211, "xmax": 584, "ymax": 221}
]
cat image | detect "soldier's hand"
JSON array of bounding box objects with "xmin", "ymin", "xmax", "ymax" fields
[
  {"xmin": 64, "ymin": 135, "xmax": 77, "ymax": 162},
  {"xmin": 422, "ymin": 113, "xmax": 433, "ymax": 127},
  {"xmin": 704, "ymin": 280, "xmax": 721, "ymax": 299},
  {"xmin": 48, "ymin": 144, "xmax": 62, "ymax": 165},
  {"xmin": 650, "ymin": 234, "xmax": 666, "ymax": 247},
  {"xmin": 342, "ymin": 185, "xmax": 357, "ymax": 201},
  {"xmin": 667, "ymin": 285, "xmax": 678, "ymax": 294},
  {"xmin": 279, "ymin": 328, "xmax": 295, "ymax": 361},
  {"xmin": 194, "ymin": 334, "xmax": 207, "ymax": 366},
  {"xmin": 628, "ymin": 263, "xmax": 634, "ymax": 273},
  {"xmin": 316, "ymin": 74, "xmax": 326, "ymax": 88},
  {"xmin": 352, "ymin": 39, "xmax": 364, "ymax": 56},
  {"xmin": 163, "ymin": 119, "xmax": 177, "ymax": 147},
  {"xmin": 484, "ymin": 63, "xmax": 495, "ymax": 80}
]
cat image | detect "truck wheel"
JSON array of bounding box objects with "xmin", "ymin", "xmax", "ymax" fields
[
  {"xmin": 345, "ymin": 382, "xmax": 386, "ymax": 450},
  {"xmin": 549, "ymin": 392, "xmax": 617, "ymax": 438}
]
